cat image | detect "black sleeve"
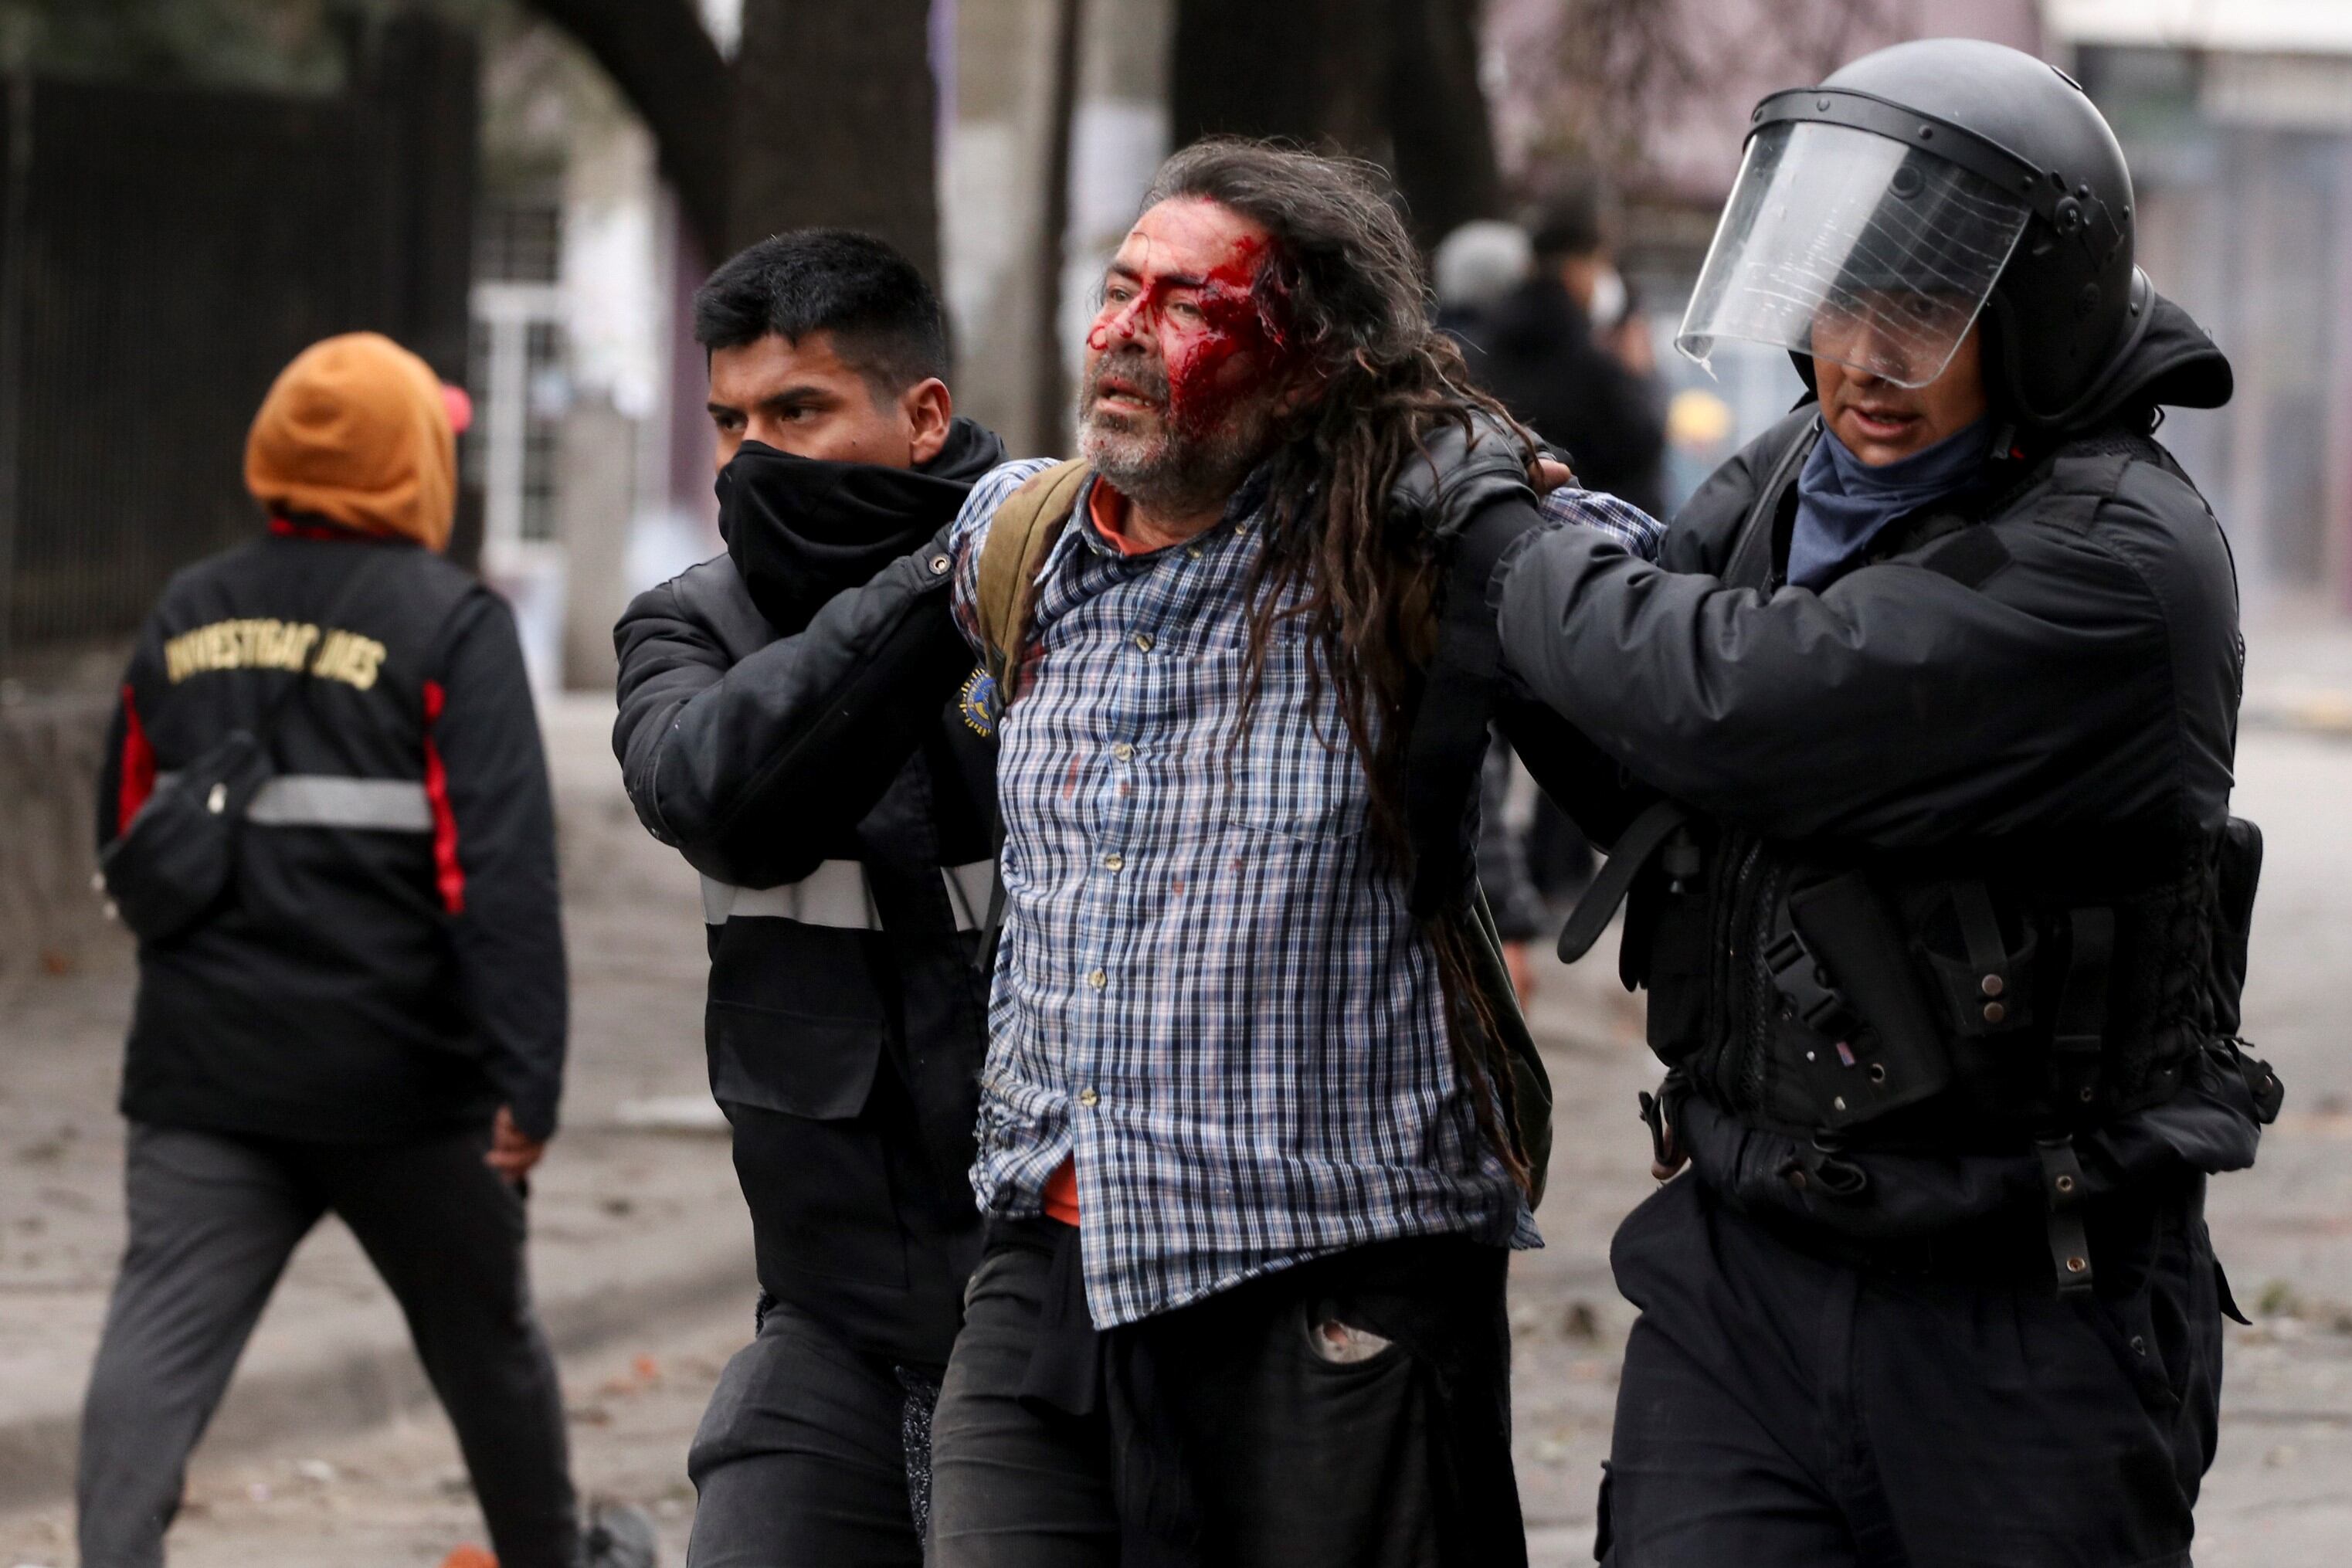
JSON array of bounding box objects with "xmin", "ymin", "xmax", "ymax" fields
[
  {"xmin": 1494, "ymin": 690, "xmax": 1651, "ymax": 852},
  {"xmin": 433, "ymin": 591, "xmax": 567, "ymax": 1141},
  {"xmin": 1475, "ymin": 739, "xmax": 1549, "ymax": 942},
  {"xmin": 1575, "ymin": 355, "xmax": 1668, "ymax": 491},
  {"xmin": 612, "ymin": 524, "xmax": 975, "ymax": 889},
  {"xmin": 1493, "ymin": 511, "xmax": 2179, "ymax": 844}
]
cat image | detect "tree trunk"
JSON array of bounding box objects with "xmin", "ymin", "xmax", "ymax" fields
[
  {"xmin": 1031, "ymin": 0, "xmax": 1084, "ymax": 450},
  {"xmin": 1169, "ymin": 0, "xmax": 1502, "ymax": 246},
  {"xmin": 1169, "ymin": 0, "xmax": 1388, "ymax": 156},
  {"xmin": 1386, "ymin": 0, "xmax": 1503, "ymax": 245},
  {"xmin": 729, "ymin": 0, "xmax": 940, "ymax": 282},
  {"xmin": 524, "ymin": 0, "xmax": 729, "ymax": 262}
]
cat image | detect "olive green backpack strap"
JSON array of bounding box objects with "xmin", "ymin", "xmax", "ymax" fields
[
  {"xmin": 972, "ymin": 460, "xmax": 1089, "ymax": 972},
  {"xmin": 975, "ymin": 459, "xmax": 1091, "ymax": 703}
]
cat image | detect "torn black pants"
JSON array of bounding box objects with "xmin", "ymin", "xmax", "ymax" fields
[{"xmin": 685, "ymin": 1295, "xmax": 940, "ymax": 1567}]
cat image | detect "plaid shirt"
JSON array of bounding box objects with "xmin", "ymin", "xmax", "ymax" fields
[{"xmin": 948, "ymin": 460, "xmax": 1658, "ymax": 1327}]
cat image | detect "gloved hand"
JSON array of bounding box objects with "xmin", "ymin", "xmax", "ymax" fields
[{"xmin": 1386, "ymin": 408, "xmax": 1543, "ymax": 547}]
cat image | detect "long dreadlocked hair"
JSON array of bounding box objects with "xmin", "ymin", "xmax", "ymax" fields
[{"xmin": 1140, "ymin": 137, "xmax": 1537, "ymax": 1191}]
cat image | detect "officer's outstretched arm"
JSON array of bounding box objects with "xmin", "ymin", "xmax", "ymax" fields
[
  {"xmin": 613, "ymin": 521, "xmax": 971, "ymax": 888},
  {"xmin": 431, "ymin": 592, "xmax": 566, "ymax": 1142},
  {"xmin": 1492, "ymin": 517, "xmax": 2181, "ymax": 844}
]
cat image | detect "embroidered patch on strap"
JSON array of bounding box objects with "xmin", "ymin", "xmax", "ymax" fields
[{"xmin": 958, "ymin": 666, "xmax": 999, "ymax": 738}]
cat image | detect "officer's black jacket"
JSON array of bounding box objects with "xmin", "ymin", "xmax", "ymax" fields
[
  {"xmin": 1498, "ymin": 294, "xmax": 2237, "ymax": 852},
  {"xmin": 1494, "ymin": 294, "xmax": 2268, "ymax": 1230},
  {"xmin": 611, "ymin": 426, "xmax": 1001, "ymax": 1369},
  {"xmin": 97, "ymin": 525, "xmax": 565, "ymax": 1142}
]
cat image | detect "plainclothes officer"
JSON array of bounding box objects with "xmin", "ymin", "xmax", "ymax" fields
[
  {"xmin": 612, "ymin": 231, "xmax": 1003, "ymax": 1565},
  {"xmin": 82, "ymin": 334, "xmax": 647, "ymax": 1568},
  {"xmin": 1493, "ymin": 41, "xmax": 2281, "ymax": 1566}
]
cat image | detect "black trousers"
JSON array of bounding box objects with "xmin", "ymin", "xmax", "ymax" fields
[
  {"xmin": 1600, "ymin": 1174, "xmax": 2225, "ymax": 1568},
  {"xmin": 77, "ymin": 1121, "xmax": 577, "ymax": 1568},
  {"xmin": 685, "ymin": 1296, "xmax": 941, "ymax": 1567},
  {"xmin": 929, "ymin": 1220, "xmax": 1525, "ymax": 1568}
]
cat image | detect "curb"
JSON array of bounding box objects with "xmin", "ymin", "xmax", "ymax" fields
[{"xmin": 0, "ymin": 1242, "xmax": 753, "ymax": 1511}]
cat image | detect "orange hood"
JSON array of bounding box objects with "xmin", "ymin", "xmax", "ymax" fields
[{"xmin": 244, "ymin": 332, "xmax": 456, "ymax": 552}]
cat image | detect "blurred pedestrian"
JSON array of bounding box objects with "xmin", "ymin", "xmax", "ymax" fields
[
  {"xmin": 82, "ymin": 334, "xmax": 648, "ymax": 1566},
  {"xmin": 613, "ymin": 231, "xmax": 1003, "ymax": 1566},
  {"xmin": 1480, "ymin": 183, "xmax": 1668, "ymax": 518},
  {"xmin": 1432, "ymin": 217, "xmax": 1533, "ymax": 368}
]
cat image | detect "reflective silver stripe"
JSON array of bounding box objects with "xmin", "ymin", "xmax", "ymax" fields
[
  {"xmin": 700, "ymin": 857, "xmax": 1000, "ymax": 932},
  {"xmin": 942, "ymin": 859, "xmax": 995, "ymax": 933},
  {"xmin": 153, "ymin": 772, "xmax": 432, "ymax": 833},
  {"xmin": 701, "ymin": 860, "xmax": 875, "ymax": 928}
]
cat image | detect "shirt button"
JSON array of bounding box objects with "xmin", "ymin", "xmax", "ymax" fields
[
  {"xmin": 1078, "ymin": 1088, "xmax": 1100, "ymax": 1108},
  {"xmin": 1088, "ymin": 968, "xmax": 1108, "ymax": 989},
  {"xmin": 1102, "ymin": 853, "xmax": 1124, "ymax": 871},
  {"xmin": 1112, "ymin": 742, "xmax": 1135, "ymax": 761},
  {"xmin": 1132, "ymin": 632, "xmax": 1154, "ymax": 652},
  {"xmin": 1185, "ymin": 545, "xmax": 1203, "ymax": 560}
]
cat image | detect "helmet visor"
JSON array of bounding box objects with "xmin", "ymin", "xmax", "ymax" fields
[{"xmin": 1676, "ymin": 120, "xmax": 2032, "ymax": 389}]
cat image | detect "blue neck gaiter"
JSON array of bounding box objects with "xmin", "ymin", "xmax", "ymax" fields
[{"xmin": 1787, "ymin": 416, "xmax": 1993, "ymax": 590}]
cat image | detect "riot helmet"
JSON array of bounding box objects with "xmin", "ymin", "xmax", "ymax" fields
[{"xmin": 1678, "ymin": 39, "xmax": 2143, "ymax": 427}]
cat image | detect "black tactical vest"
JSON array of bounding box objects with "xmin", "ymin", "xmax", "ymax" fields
[{"xmin": 1571, "ymin": 419, "xmax": 2282, "ymax": 1285}]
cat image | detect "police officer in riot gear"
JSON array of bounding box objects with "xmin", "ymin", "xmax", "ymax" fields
[{"xmin": 1492, "ymin": 39, "xmax": 2281, "ymax": 1565}]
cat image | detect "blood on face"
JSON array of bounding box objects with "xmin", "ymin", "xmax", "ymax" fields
[{"xmin": 1087, "ymin": 225, "xmax": 1296, "ymax": 440}]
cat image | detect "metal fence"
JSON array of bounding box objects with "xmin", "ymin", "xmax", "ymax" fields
[{"xmin": 0, "ymin": 19, "xmax": 477, "ymax": 680}]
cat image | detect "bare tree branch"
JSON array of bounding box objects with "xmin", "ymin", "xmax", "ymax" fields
[{"xmin": 1528, "ymin": 0, "xmax": 1904, "ymax": 190}]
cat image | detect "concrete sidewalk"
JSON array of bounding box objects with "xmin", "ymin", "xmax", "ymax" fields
[
  {"xmin": 2244, "ymin": 606, "xmax": 2352, "ymax": 737},
  {"xmin": 0, "ymin": 695, "xmax": 752, "ymax": 1508}
]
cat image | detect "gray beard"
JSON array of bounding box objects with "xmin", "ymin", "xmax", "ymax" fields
[{"xmin": 1075, "ymin": 403, "xmax": 1270, "ymax": 520}]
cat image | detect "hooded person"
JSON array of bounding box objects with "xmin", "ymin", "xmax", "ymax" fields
[
  {"xmin": 244, "ymin": 330, "xmax": 461, "ymax": 550},
  {"xmin": 83, "ymin": 333, "xmax": 653, "ymax": 1567},
  {"xmin": 610, "ymin": 230, "xmax": 1008, "ymax": 1567},
  {"xmin": 1492, "ymin": 39, "xmax": 2276, "ymax": 1566}
]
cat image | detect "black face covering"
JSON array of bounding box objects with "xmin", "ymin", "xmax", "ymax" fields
[{"xmin": 717, "ymin": 416, "xmax": 1007, "ymax": 635}]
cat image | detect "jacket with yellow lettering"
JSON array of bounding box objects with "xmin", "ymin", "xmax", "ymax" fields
[{"xmin": 97, "ymin": 518, "xmax": 566, "ymax": 1143}]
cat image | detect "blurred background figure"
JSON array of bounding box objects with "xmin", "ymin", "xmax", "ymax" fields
[
  {"xmin": 1434, "ymin": 217, "xmax": 1536, "ymax": 368},
  {"xmin": 1477, "ymin": 182, "xmax": 1668, "ymax": 519}
]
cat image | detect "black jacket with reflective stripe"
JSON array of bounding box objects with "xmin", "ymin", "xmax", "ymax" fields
[
  {"xmin": 613, "ymin": 534, "xmax": 991, "ymax": 1368},
  {"xmin": 98, "ymin": 527, "xmax": 565, "ymax": 1142}
]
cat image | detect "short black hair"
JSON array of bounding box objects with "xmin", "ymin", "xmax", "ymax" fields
[
  {"xmin": 1529, "ymin": 182, "xmax": 1608, "ymax": 263},
  {"xmin": 693, "ymin": 229, "xmax": 949, "ymax": 393}
]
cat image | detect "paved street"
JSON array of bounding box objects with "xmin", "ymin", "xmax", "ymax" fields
[{"xmin": 2, "ymin": 704, "xmax": 2349, "ymax": 1563}]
